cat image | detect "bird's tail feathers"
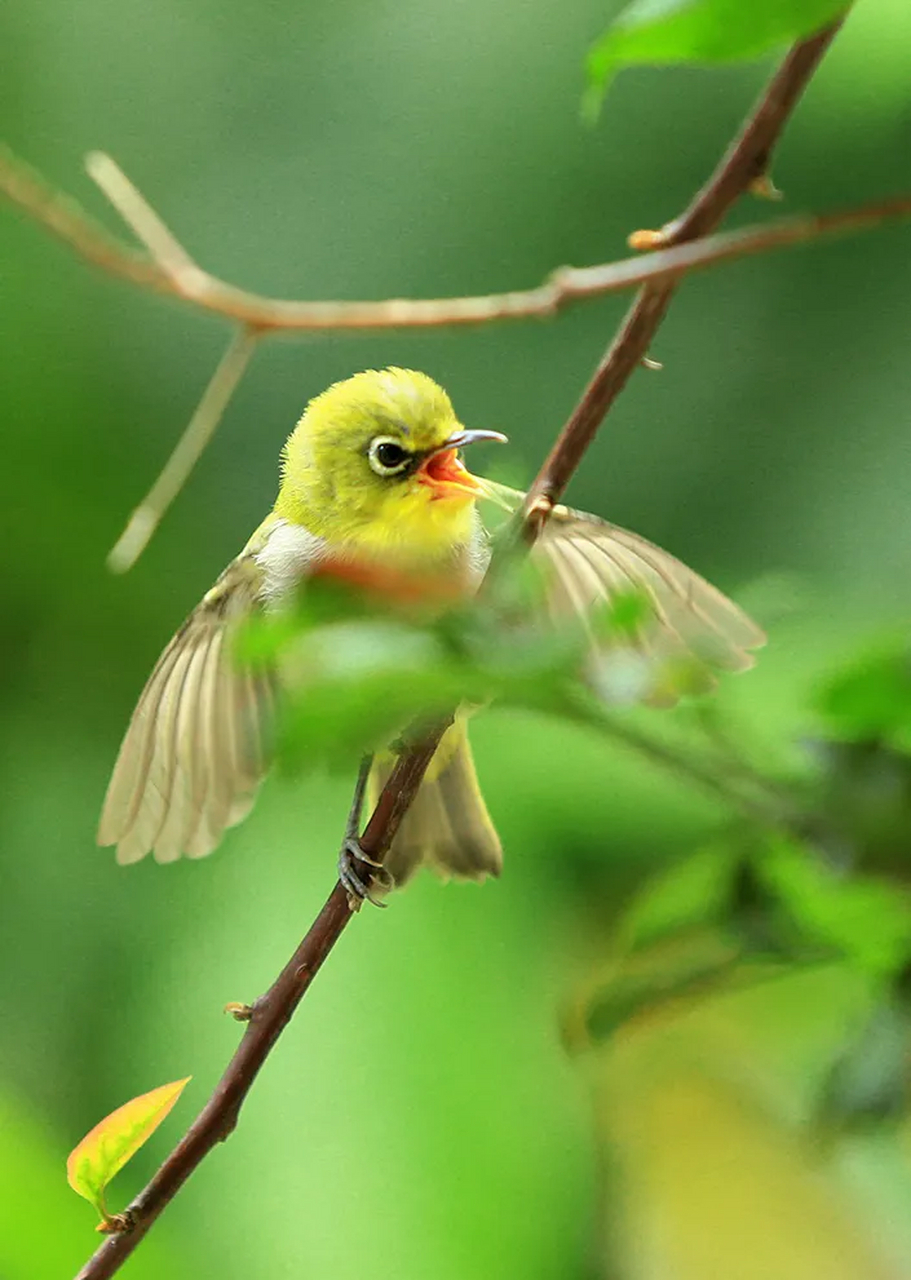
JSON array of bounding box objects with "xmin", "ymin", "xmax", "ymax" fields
[{"xmin": 367, "ymin": 720, "xmax": 502, "ymax": 888}]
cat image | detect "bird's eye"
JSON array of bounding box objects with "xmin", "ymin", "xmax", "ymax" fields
[{"xmin": 368, "ymin": 436, "xmax": 411, "ymax": 477}]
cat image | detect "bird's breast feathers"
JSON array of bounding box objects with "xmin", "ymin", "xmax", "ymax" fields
[
  {"xmin": 250, "ymin": 516, "xmax": 328, "ymax": 607},
  {"xmin": 251, "ymin": 511, "xmax": 488, "ymax": 611}
]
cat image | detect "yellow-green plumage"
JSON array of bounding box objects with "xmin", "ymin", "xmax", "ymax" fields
[
  {"xmin": 98, "ymin": 367, "xmax": 764, "ymax": 884},
  {"xmin": 275, "ymin": 368, "xmax": 478, "ymax": 555}
]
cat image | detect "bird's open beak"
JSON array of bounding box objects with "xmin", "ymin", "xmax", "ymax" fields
[{"xmin": 417, "ymin": 428, "xmax": 508, "ymax": 500}]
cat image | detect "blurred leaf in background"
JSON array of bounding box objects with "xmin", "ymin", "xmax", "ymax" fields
[{"xmin": 585, "ymin": 957, "xmax": 911, "ymax": 1279}]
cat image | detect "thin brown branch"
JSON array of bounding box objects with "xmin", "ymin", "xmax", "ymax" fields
[
  {"xmin": 74, "ymin": 731, "xmax": 450, "ymax": 1280},
  {"xmin": 3, "ymin": 141, "xmax": 906, "ymax": 337},
  {"xmin": 78, "ymin": 18, "xmax": 852, "ymax": 1278},
  {"xmin": 107, "ymin": 328, "xmax": 260, "ymax": 573},
  {"xmin": 662, "ymin": 21, "xmax": 847, "ymax": 244},
  {"xmin": 526, "ymin": 17, "xmax": 846, "ymax": 512}
]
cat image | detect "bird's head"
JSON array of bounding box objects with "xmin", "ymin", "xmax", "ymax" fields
[{"xmin": 275, "ymin": 368, "xmax": 506, "ymax": 555}]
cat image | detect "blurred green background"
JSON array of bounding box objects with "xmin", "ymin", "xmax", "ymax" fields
[{"xmin": 3, "ymin": 0, "xmax": 911, "ymax": 1276}]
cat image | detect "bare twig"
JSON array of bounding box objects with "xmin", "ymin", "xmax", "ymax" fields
[
  {"xmin": 85, "ymin": 151, "xmax": 200, "ymax": 282},
  {"xmin": 77, "ymin": 18, "xmax": 856, "ymax": 1278},
  {"xmin": 2, "ymin": 145, "xmax": 906, "ymax": 336},
  {"xmin": 74, "ymin": 734, "xmax": 450, "ymax": 1280},
  {"xmin": 107, "ymin": 328, "xmax": 260, "ymax": 573}
]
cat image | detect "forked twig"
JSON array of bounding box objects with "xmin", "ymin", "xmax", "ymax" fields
[{"xmin": 2, "ymin": 145, "xmax": 906, "ymax": 336}]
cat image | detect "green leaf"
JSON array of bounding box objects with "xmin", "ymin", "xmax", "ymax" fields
[
  {"xmin": 619, "ymin": 845, "xmax": 739, "ymax": 951},
  {"xmin": 756, "ymin": 837, "xmax": 911, "ymax": 976},
  {"xmin": 66, "ymin": 1078, "xmax": 190, "ymax": 1226},
  {"xmin": 582, "ymin": 926, "xmax": 746, "ymax": 1042},
  {"xmin": 593, "ymin": 587, "xmax": 652, "ymax": 640},
  {"xmin": 816, "ymin": 644, "xmax": 911, "ymax": 746},
  {"xmin": 587, "ymin": 0, "xmax": 848, "ymax": 106},
  {"xmin": 237, "ymin": 573, "xmax": 593, "ymax": 772},
  {"xmin": 276, "ymin": 621, "xmax": 469, "ymax": 770}
]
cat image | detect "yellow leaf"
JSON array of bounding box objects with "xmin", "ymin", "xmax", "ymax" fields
[{"xmin": 66, "ymin": 1078, "xmax": 190, "ymax": 1222}]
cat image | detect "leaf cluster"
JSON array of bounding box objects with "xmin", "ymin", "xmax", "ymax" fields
[
  {"xmin": 572, "ymin": 636, "xmax": 911, "ymax": 1135},
  {"xmin": 237, "ymin": 567, "xmax": 670, "ymax": 773}
]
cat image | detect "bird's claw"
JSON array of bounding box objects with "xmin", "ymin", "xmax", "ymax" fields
[{"xmin": 338, "ymin": 837, "xmax": 393, "ymax": 910}]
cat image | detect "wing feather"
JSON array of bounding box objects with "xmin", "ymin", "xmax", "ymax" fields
[
  {"xmin": 98, "ymin": 554, "xmax": 274, "ymax": 865},
  {"xmin": 546, "ymin": 534, "xmax": 683, "ymax": 708},
  {"xmin": 182, "ymin": 626, "xmax": 225, "ymax": 860},
  {"xmin": 116, "ymin": 639, "xmax": 200, "ymax": 864},
  {"xmin": 190, "ymin": 628, "xmax": 246, "ymax": 858},
  {"xmin": 600, "ymin": 525, "xmax": 762, "ymax": 664},
  {"xmin": 97, "ymin": 638, "xmax": 185, "ymax": 850},
  {"xmin": 528, "ymin": 503, "xmax": 764, "ymax": 701},
  {"xmin": 151, "ymin": 631, "xmax": 213, "ymax": 863}
]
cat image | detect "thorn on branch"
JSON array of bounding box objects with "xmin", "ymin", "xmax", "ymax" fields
[
  {"xmin": 97, "ymin": 1210, "xmax": 136, "ymax": 1235},
  {"xmin": 224, "ymin": 1002, "xmax": 254, "ymax": 1021},
  {"xmin": 748, "ymin": 172, "xmax": 784, "ymax": 201},
  {"xmin": 628, "ymin": 227, "xmax": 668, "ymax": 251},
  {"xmin": 523, "ymin": 492, "xmax": 555, "ymax": 541}
]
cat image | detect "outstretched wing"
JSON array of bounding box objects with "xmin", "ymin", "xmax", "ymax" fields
[
  {"xmin": 481, "ymin": 483, "xmax": 765, "ymax": 699},
  {"xmin": 97, "ymin": 554, "xmax": 278, "ymax": 865}
]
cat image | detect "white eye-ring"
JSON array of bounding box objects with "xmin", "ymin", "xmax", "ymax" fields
[{"xmin": 368, "ymin": 435, "xmax": 412, "ymax": 477}]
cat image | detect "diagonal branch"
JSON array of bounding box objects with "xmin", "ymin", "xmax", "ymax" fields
[
  {"xmin": 525, "ymin": 18, "xmax": 846, "ymax": 514},
  {"xmin": 78, "ymin": 17, "xmax": 853, "ymax": 1279}
]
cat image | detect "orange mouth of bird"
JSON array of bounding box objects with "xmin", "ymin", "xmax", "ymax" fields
[{"xmin": 417, "ymin": 448, "xmax": 484, "ymax": 501}]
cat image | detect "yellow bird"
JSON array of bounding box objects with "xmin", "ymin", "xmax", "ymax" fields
[{"xmin": 98, "ymin": 367, "xmax": 763, "ymax": 896}]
